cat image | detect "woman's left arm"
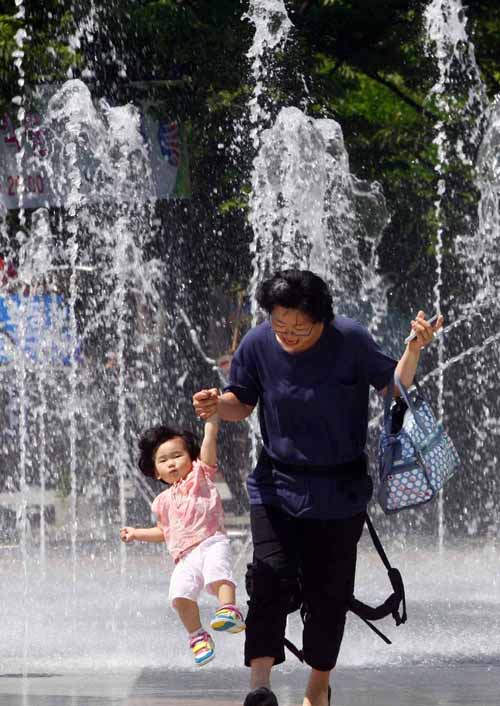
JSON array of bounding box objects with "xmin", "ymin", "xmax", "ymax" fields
[{"xmin": 395, "ymin": 310, "xmax": 444, "ymax": 388}]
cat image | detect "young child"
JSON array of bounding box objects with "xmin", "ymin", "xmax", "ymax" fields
[{"xmin": 120, "ymin": 414, "xmax": 245, "ymax": 666}]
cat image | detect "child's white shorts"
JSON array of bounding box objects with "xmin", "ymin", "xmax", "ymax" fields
[{"xmin": 168, "ymin": 532, "xmax": 235, "ymax": 605}]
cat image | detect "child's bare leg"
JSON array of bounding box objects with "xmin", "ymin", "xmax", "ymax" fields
[
  {"xmin": 208, "ymin": 580, "xmax": 245, "ymax": 633},
  {"xmin": 172, "ymin": 597, "xmax": 202, "ymax": 633},
  {"xmin": 209, "ymin": 579, "xmax": 236, "ymax": 606}
]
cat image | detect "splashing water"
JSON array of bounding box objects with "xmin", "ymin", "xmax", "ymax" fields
[
  {"xmin": 1, "ymin": 80, "xmax": 165, "ymax": 571},
  {"xmin": 244, "ymin": 0, "xmax": 293, "ymax": 148},
  {"xmin": 248, "ymin": 107, "xmax": 388, "ymax": 333},
  {"xmin": 423, "ymin": 0, "xmax": 492, "ymax": 546},
  {"xmin": 457, "ymin": 96, "xmax": 500, "ymax": 300}
]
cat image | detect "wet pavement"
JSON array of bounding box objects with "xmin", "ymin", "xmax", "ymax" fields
[
  {"xmin": 1, "ymin": 538, "xmax": 499, "ymax": 705},
  {"xmin": 1, "ymin": 663, "xmax": 500, "ymax": 706}
]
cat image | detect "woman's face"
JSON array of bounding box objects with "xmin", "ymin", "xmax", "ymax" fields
[{"xmin": 269, "ymin": 306, "xmax": 324, "ymax": 353}]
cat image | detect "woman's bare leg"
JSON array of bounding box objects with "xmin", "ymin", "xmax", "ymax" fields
[
  {"xmin": 303, "ymin": 668, "xmax": 331, "ymax": 706},
  {"xmin": 250, "ymin": 656, "xmax": 275, "ymax": 689}
]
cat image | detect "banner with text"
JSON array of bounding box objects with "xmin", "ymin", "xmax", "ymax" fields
[{"xmin": 0, "ymin": 81, "xmax": 190, "ymax": 210}]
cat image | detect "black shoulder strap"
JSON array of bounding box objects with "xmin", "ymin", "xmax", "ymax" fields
[
  {"xmin": 283, "ymin": 637, "xmax": 304, "ymax": 662},
  {"xmin": 349, "ymin": 512, "xmax": 407, "ymax": 643},
  {"xmin": 283, "ymin": 511, "xmax": 407, "ymax": 660}
]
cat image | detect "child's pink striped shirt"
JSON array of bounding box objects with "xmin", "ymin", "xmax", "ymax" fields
[{"xmin": 151, "ymin": 459, "xmax": 226, "ymax": 563}]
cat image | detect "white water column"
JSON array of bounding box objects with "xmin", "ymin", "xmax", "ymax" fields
[
  {"xmin": 424, "ymin": 0, "xmax": 488, "ymax": 549},
  {"xmin": 244, "ymin": 1, "xmax": 391, "ymax": 470},
  {"xmin": 245, "ymin": 0, "xmax": 292, "ymax": 149},
  {"xmin": 61, "ymin": 138, "xmax": 83, "ymax": 582},
  {"xmin": 10, "ymin": 0, "xmax": 32, "ymax": 673}
]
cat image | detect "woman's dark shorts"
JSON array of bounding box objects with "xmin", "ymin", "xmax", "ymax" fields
[{"xmin": 244, "ymin": 504, "xmax": 365, "ymax": 672}]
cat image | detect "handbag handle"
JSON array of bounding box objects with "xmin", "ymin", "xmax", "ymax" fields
[
  {"xmin": 383, "ymin": 373, "xmax": 426, "ymax": 435},
  {"xmin": 383, "ymin": 378, "xmax": 395, "ymax": 435},
  {"xmin": 394, "ymin": 372, "xmax": 428, "ymax": 433},
  {"xmin": 383, "ymin": 373, "xmax": 434, "ymax": 480}
]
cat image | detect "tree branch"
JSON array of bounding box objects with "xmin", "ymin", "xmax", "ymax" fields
[{"xmin": 365, "ymin": 70, "xmax": 438, "ymax": 122}]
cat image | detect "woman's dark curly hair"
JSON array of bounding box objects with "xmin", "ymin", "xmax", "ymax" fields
[
  {"xmin": 138, "ymin": 425, "xmax": 201, "ymax": 479},
  {"xmin": 256, "ymin": 269, "xmax": 334, "ymax": 324}
]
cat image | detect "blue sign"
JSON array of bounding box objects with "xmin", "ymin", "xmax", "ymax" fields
[{"xmin": 0, "ymin": 294, "xmax": 78, "ymax": 365}]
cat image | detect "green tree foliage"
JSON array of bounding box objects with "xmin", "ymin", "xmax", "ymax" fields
[
  {"xmin": 1, "ymin": 0, "xmax": 500, "ymax": 307},
  {"xmin": 286, "ymin": 0, "xmax": 500, "ymax": 309},
  {"xmin": 0, "ymin": 2, "xmax": 79, "ymax": 113}
]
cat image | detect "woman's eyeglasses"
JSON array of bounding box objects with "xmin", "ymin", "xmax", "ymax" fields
[{"xmin": 270, "ymin": 315, "xmax": 315, "ymax": 338}]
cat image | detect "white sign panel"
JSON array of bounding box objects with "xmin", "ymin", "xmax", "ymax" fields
[{"xmin": 0, "ymin": 81, "xmax": 189, "ymax": 210}]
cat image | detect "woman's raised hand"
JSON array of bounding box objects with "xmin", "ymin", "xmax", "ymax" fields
[{"xmin": 407, "ymin": 310, "xmax": 444, "ymax": 352}]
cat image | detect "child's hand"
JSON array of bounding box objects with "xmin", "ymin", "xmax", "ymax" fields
[
  {"xmin": 205, "ymin": 411, "xmax": 220, "ymax": 425},
  {"xmin": 120, "ymin": 526, "xmax": 136, "ymax": 543}
]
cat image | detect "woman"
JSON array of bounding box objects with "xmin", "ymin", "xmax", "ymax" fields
[{"xmin": 193, "ymin": 269, "xmax": 441, "ymax": 706}]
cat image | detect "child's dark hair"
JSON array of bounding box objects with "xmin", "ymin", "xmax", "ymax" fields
[
  {"xmin": 256, "ymin": 269, "xmax": 334, "ymax": 324},
  {"xmin": 138, "ymin": 425, "xmax": 200, "ymax": 479}
]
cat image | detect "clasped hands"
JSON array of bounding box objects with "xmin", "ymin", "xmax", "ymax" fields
[{"xmin": 193, "ymin": 387, "xmax": 219, "ymax": 421}]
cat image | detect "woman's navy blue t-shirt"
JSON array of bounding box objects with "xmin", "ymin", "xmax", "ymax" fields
[{"xmin": 225, "ymin": 316, "xmax": 397, "ymax": 519}]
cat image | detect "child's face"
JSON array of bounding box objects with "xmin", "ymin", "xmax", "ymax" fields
[{"xmin": 154, "ymin": 437, "xmax": 193, "ymax": 484}]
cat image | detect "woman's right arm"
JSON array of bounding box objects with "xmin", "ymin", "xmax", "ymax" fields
[
  {"xmin": 193, "ymin": 387, "xmax": 253, "ymax": 422},
  {"xmin": 193, "ymin": 389, "xmax": 254, "ymax": 422},
  {"xmin": 218, "ymin": 391, "xmax": 255, "ymax": 420}
]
